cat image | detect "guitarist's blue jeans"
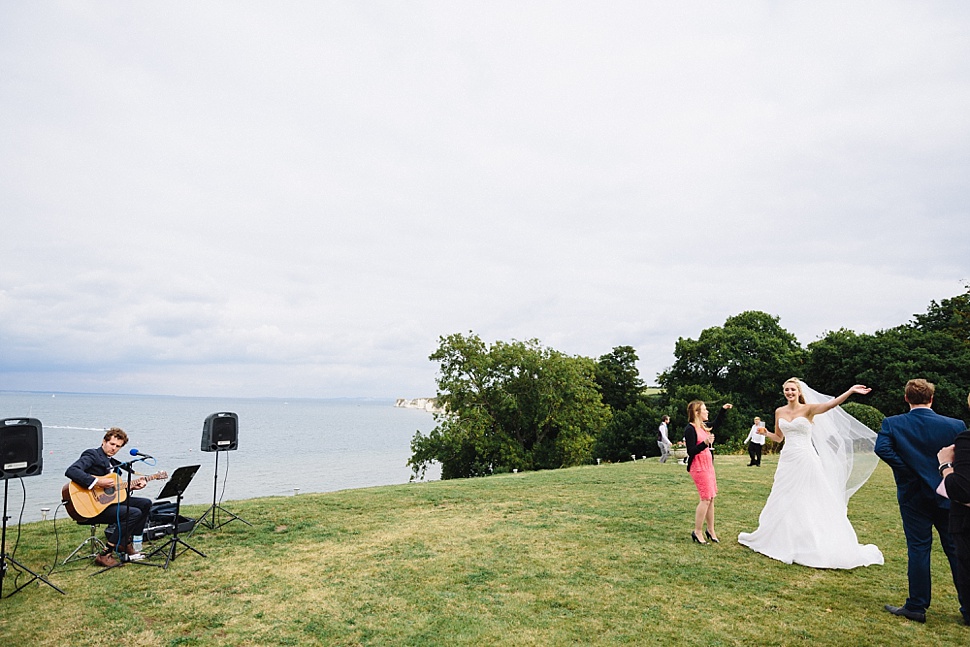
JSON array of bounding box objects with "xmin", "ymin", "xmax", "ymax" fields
[{"xmin": 91, "ymin": 496, "xmax": 152, "ymax": 551}]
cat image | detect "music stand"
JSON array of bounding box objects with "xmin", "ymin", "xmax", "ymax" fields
[{"xmin": 145, "ymin": 465, "xmax": 205, "ymax": 569}]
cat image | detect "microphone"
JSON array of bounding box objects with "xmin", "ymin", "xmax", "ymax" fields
[{"xmin": 129, "ymin": 448, "xmax": 154, "ymax": 459}]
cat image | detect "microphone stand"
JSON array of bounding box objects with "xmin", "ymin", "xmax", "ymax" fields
[{"xmin": 94, "ymin": 460, "xmax": 161, "ymax": 575}]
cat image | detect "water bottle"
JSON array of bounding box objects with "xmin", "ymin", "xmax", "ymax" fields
[{"xmin": 133, "ymin": 534, "xmax": 143, "ymax": 552}]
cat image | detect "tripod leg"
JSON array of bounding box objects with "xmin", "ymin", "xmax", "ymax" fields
[
  {"xmin": 192, "ymin": 452, "xmax": 250, "ymax": 532},
  {"xmin": 213, "ymin": 504, "xmax": 251, "ymax": 527},
  {"xmin": 2, "ymin": 480, "xmax": 65, "ymax": 597},
  {"xmin": 2, "ymin": 555, "xmax": 66, "ymax": 597}
]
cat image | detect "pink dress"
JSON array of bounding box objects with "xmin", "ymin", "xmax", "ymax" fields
[{"xmin": 689, "ymin": 425, "xmax": 717, "ymax": 499}]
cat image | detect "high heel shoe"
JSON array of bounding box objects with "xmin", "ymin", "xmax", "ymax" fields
[
  {"xmin": 705, "ymin": 530, "xmax": 720, "ymax": 544},
  {"xmin": 691, "ymin": 531, "xmax": 708, "ymax": 545}
]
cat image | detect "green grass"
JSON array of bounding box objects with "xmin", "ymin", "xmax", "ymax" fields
[{"xmin": 0, "ymin": 456, "xmax": 964, "ymax": 645}]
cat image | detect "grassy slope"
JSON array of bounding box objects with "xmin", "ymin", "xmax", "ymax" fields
[{"xmin": 0, "ymin": 455, "xmax": 964, "ymax": 646}]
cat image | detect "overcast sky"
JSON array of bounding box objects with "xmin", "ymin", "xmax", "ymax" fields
[{"xmin": 2, "ymin": 2, "xmax": 969, "ymax": 399}]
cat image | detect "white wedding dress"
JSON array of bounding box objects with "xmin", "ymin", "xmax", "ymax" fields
[{"xmin": 738, "ymin": 416, "xmax": 883, "ymax": 569}]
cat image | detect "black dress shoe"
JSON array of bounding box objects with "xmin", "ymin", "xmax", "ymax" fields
[{"xmin": 884, "ymin": 604, "xmax": 925, "ymax": 623}]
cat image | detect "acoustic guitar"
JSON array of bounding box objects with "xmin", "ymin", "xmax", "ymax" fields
[{"xmin": 62, "ymin": 471, "xmax": 168, "ymax": 522}]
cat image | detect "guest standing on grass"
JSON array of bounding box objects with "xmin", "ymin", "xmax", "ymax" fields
[
  {"xmin": 876, "ymin": 378, "xmax": 965, "ymax": 624},
  {"xmin": 658, "ymin": 415, "xmax": 672, "ymax": 464},
  {"xmin": 936, "ymin": 390, "xmax": 970, "ymax": 627},
  {"xmin": 685, "ymin": 400, "xmax": 732, "ymax": 545},
  {"xmin": 743, "ymin": 416, "xmax": 766, "ymax": 467}
]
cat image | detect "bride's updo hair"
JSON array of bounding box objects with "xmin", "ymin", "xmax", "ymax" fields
[
  {"xmin": 687, "ymin": 400, "xmax": 706, "ymax": 426},
  {"xmin": 783, "ymin": 377, "xmax": 807, "ymax": 404}
]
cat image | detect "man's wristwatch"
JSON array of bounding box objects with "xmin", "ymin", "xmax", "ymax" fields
[{"xmin": 939, "ymin": 462, "xmax": 954, "ymax": 476}]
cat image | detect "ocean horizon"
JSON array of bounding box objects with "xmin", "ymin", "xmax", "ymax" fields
[{"xmin": 1, "ymin": 390, "xmax": 440, "ymax": 524}]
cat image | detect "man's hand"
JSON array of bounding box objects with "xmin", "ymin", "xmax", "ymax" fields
[{"xmin": 938, "ymin": 444, "xmax": 956, "ymax": 464}]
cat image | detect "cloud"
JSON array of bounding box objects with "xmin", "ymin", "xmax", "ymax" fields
[{"xmin": 1, "ymin": 2, "xmax": 969, "ymax": 397}]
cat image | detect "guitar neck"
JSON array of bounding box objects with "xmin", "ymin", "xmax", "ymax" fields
[{"xmin": 115, "ymin": 470, "xmax": 166, "ymax": 484}]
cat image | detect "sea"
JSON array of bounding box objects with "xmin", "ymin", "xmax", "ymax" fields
[{"xmin": 0, "ymin": 391, "xmax": 440, "ymax": 524}]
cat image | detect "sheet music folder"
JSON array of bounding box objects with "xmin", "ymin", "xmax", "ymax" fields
[{"xmin": 156, "ymin": 464, "xmax": 200, "ymax": 500}]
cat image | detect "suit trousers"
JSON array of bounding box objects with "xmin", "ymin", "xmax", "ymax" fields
[
  {"xmin": 953, "ymin": 528, "xmax": 970, "ymax": 622},
  {"xmin": 747, "ymin": 442, "xmax": 763, "ymax": 466},
  {"xmin": 898, "ymin": 498, "xmax": 960, "ymax": 613},
  {"xmin": 91, "ymin": 496, "xmax": 152, "ymax": 549}
]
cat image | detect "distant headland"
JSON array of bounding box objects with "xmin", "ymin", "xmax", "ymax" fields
[{"xmin": 394, "ymin": 397, "xmax": 442, "ymax": 413}]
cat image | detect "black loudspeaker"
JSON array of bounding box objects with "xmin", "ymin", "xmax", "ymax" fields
[
  {"xmin": 201, "ymin": 412, "xmax": 238, "ymax": 452},
  {"xmin": 0, "ymin": 418, "xmax": 43, "ymax": 480}
]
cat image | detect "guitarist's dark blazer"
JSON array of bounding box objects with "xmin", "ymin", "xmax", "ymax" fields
[
  {"xmin": 64, "ymin": 446, "xmax": 154, "ymax": 546},
  {"xmin": 65, "ymin": 446, "xmax": 130, "ymax": 490}
]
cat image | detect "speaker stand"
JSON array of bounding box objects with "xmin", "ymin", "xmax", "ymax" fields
[
  {"xmin": 193, "ymin": 450, "xmax": 251, "ymax": 533},
  {"xmin": 1, "ymin": 479, "xmax": 65, "ymax": 598}
]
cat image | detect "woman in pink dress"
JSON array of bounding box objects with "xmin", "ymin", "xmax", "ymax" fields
[{"xmin": 685, "ymin": 399, "xmax": 733, "ymax": 544}]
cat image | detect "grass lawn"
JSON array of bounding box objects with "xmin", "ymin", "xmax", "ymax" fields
[{"xmin": 0, "ymin": 454, "xmax": 965, "ymax": 646}]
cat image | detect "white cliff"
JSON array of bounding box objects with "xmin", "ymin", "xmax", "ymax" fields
[{"xmin": 394, "ymin": 397, "xmax": 443, "ymax": 413}]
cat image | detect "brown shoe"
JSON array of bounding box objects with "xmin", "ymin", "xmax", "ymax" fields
[{"xmin": 94, "ymin": 552, "xmax": 120, "ymax": 568}]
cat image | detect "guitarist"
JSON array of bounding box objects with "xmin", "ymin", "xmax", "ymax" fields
[{"xmin": 65, "ymin": 427, "xmax": 153, "ymax": 567}]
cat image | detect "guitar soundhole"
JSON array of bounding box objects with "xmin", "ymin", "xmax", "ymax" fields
[{"xmin": 97, "ymin": 487, "xmax": 117, "ymax": 504}]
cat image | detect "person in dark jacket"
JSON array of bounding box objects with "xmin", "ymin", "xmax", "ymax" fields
[
  {"xmin": 684, "ymin": 400, "xmax": 732, "ymax": 545},
  {"xmin": 938, "ymin": 390, "xmax": 970, "ymax": 626},
  {"xmin": 876, "ymin": 379, "xmax": 965, "ymax": 624},
  {"xmin": 65, "ymin": 427, "xmax": 152, "ymax": 567}
]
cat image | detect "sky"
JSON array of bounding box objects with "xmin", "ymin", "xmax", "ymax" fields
[{"xmin": 2, "ymin": 2, "xmax": 969, "ymax": 399}]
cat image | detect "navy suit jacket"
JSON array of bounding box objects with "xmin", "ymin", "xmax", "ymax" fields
[
  {"xmin": 65, "ymin": 447, "xmax": 133, "ymax": 490},
  {"xmin": 875, "ymin": 407, "xmax": 965, "ymax": 509}
]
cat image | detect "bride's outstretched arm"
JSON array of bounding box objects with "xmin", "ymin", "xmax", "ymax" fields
[{"xmin": 807, "ymin": 384, "xmax": 871, "ymax": 417}]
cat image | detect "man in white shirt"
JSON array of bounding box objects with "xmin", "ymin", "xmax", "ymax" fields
[
  {"xmin": 743, "ymin": 417, "xmax": 766, "ymax": 466},
  {"xmin": 657, "ymin": 415, "xmax": 672, "ymax": 463}
]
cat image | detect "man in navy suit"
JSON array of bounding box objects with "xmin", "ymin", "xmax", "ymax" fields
[
  {"xmin": 876, "ymin": 379, "xmax": 966, "ymax": 624},
  {"xmin": 65, "ymin": 427, "xmax": 152, "ymax": 567}
]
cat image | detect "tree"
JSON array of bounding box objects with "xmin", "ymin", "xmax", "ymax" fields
[
  {"xmin": 409, "ymin": 333, "xmax": 611, "ymax": 479},
  {"xmin": 662, "ymin": 383, "xmax": 743, "ymax": 446},
  {"xmin": 595, "ymin": 345, "xmax": 644, "ymax": 412},
  {"xmin": 841, "ymin": 402, "xmax": 884, "ymax": 433},
  {"xmin": 804, "ymin": 325, "xmax": 970, "ymax": 422},
  {"xmin": 659, "ymin": 311, "xmax": 805, "ymax": 441},
  {"xmin": 592, "ymin": 398, "xmax": 661, "ymax": 463},
  {"xmin": 911, "ymin": 284, "xmax": 970, "ymax": 345}
]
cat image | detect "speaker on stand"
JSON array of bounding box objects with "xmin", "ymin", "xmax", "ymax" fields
[
  {"xmin": 194, "ymin": 412, "xmax": 250, "ymax": 532},
  {"xmin": 1, "ymin": 418, "xmax": 65, "ymax": 598}
]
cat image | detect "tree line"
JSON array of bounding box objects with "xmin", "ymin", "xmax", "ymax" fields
[{"xmin": 409, "ymin": 287, "xmax": 970, "ymax": 480}]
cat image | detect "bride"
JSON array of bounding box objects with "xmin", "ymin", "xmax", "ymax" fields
[{"xmin": 737, "ymin": 378, "xmax": 884, "ymax": 569}]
